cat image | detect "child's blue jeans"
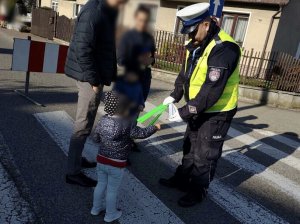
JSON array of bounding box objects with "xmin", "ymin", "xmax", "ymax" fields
[{"xmin": 92, "ymin": 163, "xmax": 125, "ymax": 216}]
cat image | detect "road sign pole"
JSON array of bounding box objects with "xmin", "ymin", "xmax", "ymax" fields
[
  {"xmin": 24, "ymin": 71, "xmax": 30, "ymax": 95},
  {"xmin": 14, "ymin": 36, "xmax": 45, "ymax": 107},
  {"xmin": 24, "ymin": 36, "xmax": 31, "ymax": 96}
]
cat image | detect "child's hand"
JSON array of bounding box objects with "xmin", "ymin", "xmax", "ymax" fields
[{"xmin": 155, "ymin": 123, "xmax": 161, "ymax": 130}]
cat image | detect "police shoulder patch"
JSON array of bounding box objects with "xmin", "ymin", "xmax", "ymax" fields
[
  {"xmin": 208, "ymin": 68, "xmax": 221, "ymax": 82},
  {"xmin": 188, "ymin": 105, "xmax": 197, "ymax": 114}
]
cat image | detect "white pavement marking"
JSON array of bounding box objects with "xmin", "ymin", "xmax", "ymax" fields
[
  {"xmin": 252, "ymin": 129, "xmax": 300, "ymax": 151},
  {"xmin": 143, "ymin": 133, "xmax": 288, "ymax": 224},
  {"xmin": 227, "ymin": 128, "xmax": 300, "ymax": 171},
  {"xmin": 0, "ymin": 135, "xmax": 35, "ymax": 223},
  {"xmin": 34, "ymin": 111, "xmax": 184, "ymax": 224},
  {"xmin": 223, "ymin": 145, "xmax": 300, "ymax": 202},
  {"xmin": 145, "ymin": 101, "xmax": 300, "ymax": 171},
  {"xmin": 139, "ymin": 103, "xmax": 288, "ymax": 224},
  {"xmin": 142, "ymin": 102, "xmax": 298, "ymax": 223}
]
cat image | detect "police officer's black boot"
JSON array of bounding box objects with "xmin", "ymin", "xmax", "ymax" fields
[
  {"xmin": 159, "ymin": 176, "xmax": 189, "ymax": 192},
  {"xmin": 160, "ymin": 165, "xmax": 191, "ymax": 192},
  {"xmin": 178, "ymin": 187, "xmax": 207, "ymax": 207},
  {"xmin": 159, "ymin": 176, "xmax": 177, "ymax": 188}
]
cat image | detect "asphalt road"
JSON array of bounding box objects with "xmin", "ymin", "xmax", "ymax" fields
[{"xmin": 0, "ymin": 28, "xmax": 299, "ymax": 224}]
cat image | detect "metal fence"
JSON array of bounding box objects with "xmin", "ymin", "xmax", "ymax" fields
[
  {"xmin": 240, "ymin": 49, "xmax": 300, "ymax": 93},
  {"xmin": 153, "ymin": 31, "xmax": 300, "ymax": 93},
  {"xmin": 153, "ymin": 30, "xmax": 186, "ymax": 73}
]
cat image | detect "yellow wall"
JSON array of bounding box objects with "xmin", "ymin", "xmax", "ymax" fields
[
  {"xmin": 155, "ymin": 6, "xmax": 177, "ymax": 31},
  {"xmin": 223, "ymin": 6, "xmax": 279, "ymax": 51},
  {"xmin": 40, "ymin": 0, "xmax": 52, "ymax": 8},
  {"xmin": 122, "ymin": 0, "xmax": 280, "ymax": 51},
  {"xmin": 39, "ymin": 0, "xmax": 280, "ymax": 51},
  {"xmin": 76, "ymin": 0, "xmax": 88, "ymax": 5},
  {"xmin": 122, "ymin": 0, "xmax": 160, "ymax": 28},
  {"xmin": 57, "ymin": 0, "xmax": 75, "ymax": 18}
]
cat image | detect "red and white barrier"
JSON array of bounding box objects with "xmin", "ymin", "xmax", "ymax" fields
[
  {"xmin": 11, "ymin": 37, "xmax": 69, "ymax": 107},
  {"xmin": 12, "ymin": 38, "xmax": 68, "ymax": 73}
]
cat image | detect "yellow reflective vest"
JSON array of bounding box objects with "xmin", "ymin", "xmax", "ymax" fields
[{"xmin": 185, "ymin": 29, "xmax": 240, "ymax": 113}]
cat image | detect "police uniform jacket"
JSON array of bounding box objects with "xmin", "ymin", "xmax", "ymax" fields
[{"xmin": 170, "ymin": 23, "xmax": 241, "ymax": 121}]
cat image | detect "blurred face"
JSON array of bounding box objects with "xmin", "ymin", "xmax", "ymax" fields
[
  {"xmin": 135, "ymin": 11, "xmax": 150, "ymax": 32},
  {"xmin": 192, "ymin": 20, "xmax": 210, "ymax": 45},
  {"xmin": 106, "ymin": 0, "xmax": 128, "ymax": 8}
]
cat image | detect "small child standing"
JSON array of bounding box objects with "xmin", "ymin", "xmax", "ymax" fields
[{"xmin": 91, "ymin": 91, "xmax": 160, "ymax": 223}]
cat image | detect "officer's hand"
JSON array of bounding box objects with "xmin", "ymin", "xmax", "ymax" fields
[
  {"xmin": 163, "ymin": 96, "xmax": 175, "ymax": 105},
  {"xmin": 169, "ymin": 110, "xmax": 183, "ymax": 122}
]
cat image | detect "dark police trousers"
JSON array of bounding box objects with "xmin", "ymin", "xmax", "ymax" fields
[{"xmin": 174, "ymin": 108, "xmax": 237, "ymax": 195}]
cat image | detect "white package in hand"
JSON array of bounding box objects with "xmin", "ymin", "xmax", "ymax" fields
[{"xmin": 168, "ymin": 103, "xmax": 178, "ymax": 120}]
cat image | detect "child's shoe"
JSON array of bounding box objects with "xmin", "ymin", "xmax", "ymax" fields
[
  {"xmin": 90, "ymin": 206, "xmax": 105, "ymax": 216},
  {"xmin": 104, "ymin": 210, "xmax": 122, "ymax": 223}
]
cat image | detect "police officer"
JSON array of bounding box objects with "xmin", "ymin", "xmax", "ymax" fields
[{"xmin": 159, "ymin": 3, "xmax": 241, "ymax": 207}]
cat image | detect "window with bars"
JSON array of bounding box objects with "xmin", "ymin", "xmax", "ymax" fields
[
  {"xmin": 220, "ymin": 12, "xmax": 249, "ymax": 47},
  {"xmin": 51, "ymin": 0, "xmax": 58, "ymax": 12}
]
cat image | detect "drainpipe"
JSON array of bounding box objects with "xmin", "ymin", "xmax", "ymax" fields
[{"xmin": 256, "ymin": 5, "xmax": 283, "ymax": 77}]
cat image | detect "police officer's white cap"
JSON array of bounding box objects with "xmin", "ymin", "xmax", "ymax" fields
[{"xmin": 177, "ymin": 3, "xmax": 210, "ymax": 34}]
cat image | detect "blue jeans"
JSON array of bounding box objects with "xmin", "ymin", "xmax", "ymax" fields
[{"xmin": 92, "ymin": 163, "xmax": 125, "ymax": 216}]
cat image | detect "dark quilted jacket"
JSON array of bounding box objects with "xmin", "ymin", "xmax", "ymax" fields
[
  {"xmin": 93, "ymin": 115, "xmax": 157, "ymax": 160},
  {"xmin": 64, "ymin": 0, "xmax": 118, "ymax": 86}
]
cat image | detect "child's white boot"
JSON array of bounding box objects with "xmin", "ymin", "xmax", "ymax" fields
[{"xmin": 104, "ymin": 210, "xmax": 122, "ymax": 223}]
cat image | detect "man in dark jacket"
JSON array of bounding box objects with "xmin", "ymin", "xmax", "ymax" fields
[{"xmin": 65, "ymin": 0, "xmax": 127, "ymax": 188}]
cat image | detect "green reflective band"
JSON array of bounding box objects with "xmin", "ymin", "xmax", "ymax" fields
[{"xmin": 137, "ymin": 104, "xmax": 168, "ymax": 126}]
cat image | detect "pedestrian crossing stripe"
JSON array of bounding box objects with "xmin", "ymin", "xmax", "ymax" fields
[
  {"xmin": 227, "ymin": 128, "xmax": 300, "ymax": 172},
  {"xmin": 33, "ymin": 107, "xmax": 300, "ymax": 224},
  {"xmin": 253, "ymin": 129, "xmax": 300, "ymax": 151},
  {"xmin": 34, "ymin": 111, "xmax": 184, "ymax": 224},
  {"xmin": 144, "ymin": 102, "xmax": 300, "ymax": 172}
]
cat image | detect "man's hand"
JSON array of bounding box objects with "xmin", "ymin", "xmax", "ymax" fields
[
  {"xmin": 163, "ymin": 96, "xmax": 175, "ymax": 105},
  {"xmin": 92, "ymin": 85, "xmax": 101, "ymax": 93}
]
